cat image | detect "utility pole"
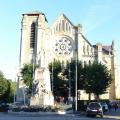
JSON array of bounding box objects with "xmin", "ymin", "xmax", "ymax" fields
[
  {"xmin": 32, "ymin": 48, "xmax": 35, "ymax": 96},
  {"xmin": 68, "ymin": 61, "xmax": 71, "ymax": 103},
  {"xmin": 75, "ymin": 27, "xmax": 78, "ymax": 112}
]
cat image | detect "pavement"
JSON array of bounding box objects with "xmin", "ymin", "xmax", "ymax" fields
[{"xmin": 7, "ymin": 107, "xmax": 120, "ymax": 119}]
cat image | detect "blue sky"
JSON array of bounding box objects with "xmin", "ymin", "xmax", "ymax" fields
[{"xmin": 0, "ymin": 0, "xmax": 120, "ymax": 80}]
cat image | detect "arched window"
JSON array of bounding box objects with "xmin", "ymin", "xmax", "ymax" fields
[
  {"xmin": 69, "ymin": 25, "xmax": 71, "ymax": 32},
  {"xmin": 62, "ymin": 20, "xmax": 65, "ymax": 31},
  {"xmin": 56, "ymin": 24, "xmax": 58, "ymax": 32},
  {"xmin": 91, "ymin": 48, "xmax": 93, "ymax": 55},
  {"xmin": 30, "ymin": 22, "xmax": 36, "ymax": 48},
  {"xmin": 59, "ymin": 23, "xmax": 61, "ymax": 31},
  {"xmin": 83, "ymin": 45, "xmax": 85, "ymax": 54},
  {"xmin": 87, "ymin": 45, "xmax": 89, "ymax": 55},
  {"xmin": 66, "ymin": 23, "xmax": 68, "ymax": 31},
  {"xmin": 54, "ymin": 27, "xmax": 56, "ymax": 33}
]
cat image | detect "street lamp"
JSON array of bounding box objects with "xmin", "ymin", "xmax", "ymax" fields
[
  {"xmin": 74, "ymin": 27, "xmax": 78, "ymax": 112},
  {"xmin": 68, "ymin": 60, "xmax": 71, "ymax": 103},
  {"xmin": 75, "ymin": 48, "xmax": 78, "ymax": 112},
  {"xmin": 32, "ymin": 54, "xmax": 35, "ymax": 96}
]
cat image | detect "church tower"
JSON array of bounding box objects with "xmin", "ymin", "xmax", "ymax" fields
[
  {"xmin": 18, "ymin": 11, "xmax": 54, "ymax": 105},
  {"xmin": 20, "ymin": 11, "xmax": 48, "ymax": 67}
]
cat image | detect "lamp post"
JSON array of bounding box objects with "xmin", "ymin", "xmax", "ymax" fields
[
  {"xmin": 74, "ymin": 27, "xmax": 78, "ymax": 112},
  {"xmin": 75, "ymin": 48, "xmax": 78, "ymax": 112},
  {"xmin": 32, "ymin": 56, "xmax": 35, "ymax": 96},
  {"xmin": 68, "ymin": 61, "xmax": 71, "ymax": 103}
]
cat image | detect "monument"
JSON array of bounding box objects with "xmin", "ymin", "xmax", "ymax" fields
[{"xmin": 30, "ymin": 49, "xmax": 54, "ymax": 106}]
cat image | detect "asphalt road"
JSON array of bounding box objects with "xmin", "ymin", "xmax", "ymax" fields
[
  {"xmin": 0, "ymin": 108, "xmax": 119, "ymax": 120},
  {"xmin": 0, "ymin": 113, "xmax": 118, "ymax": 120}
]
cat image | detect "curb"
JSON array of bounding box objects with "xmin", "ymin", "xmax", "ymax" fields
[
  {"xmin": 7, "ymin": 110, "xmax": 85, "ymax": 117},
  {"xmin": 8, "ymin": 111, "xmax": 58, "ymax": 115}
]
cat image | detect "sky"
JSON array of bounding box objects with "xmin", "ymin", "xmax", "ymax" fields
[{"xmin": 0, "ymin": 0, "xmax": 120, "ymax": 80}]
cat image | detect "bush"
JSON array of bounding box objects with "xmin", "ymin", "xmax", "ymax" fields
[
  {"xmin": 0, "ymin": 104, "xmax": 9, "ymax": 112},
  {"xmin": 12, "ymin": 107, "xmax": 22, "ymax": 112}
]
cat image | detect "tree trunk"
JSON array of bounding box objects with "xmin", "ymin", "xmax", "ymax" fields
[
  {"xmin": 96, "ymin": 94, "xmax": 99, "ymax": 102},
  {"xmin": 88, "ymin": 93, "xmax": 91, "ymax": 102}
]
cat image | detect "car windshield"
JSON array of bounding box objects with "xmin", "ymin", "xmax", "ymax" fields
[{"xmin": 88, "ymin": 102, "xmax": 101, "ymax": 108}]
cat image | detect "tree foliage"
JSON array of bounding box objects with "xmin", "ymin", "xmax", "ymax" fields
[
  {"xmin": 63, "ymin": 60, "xmax": 83, "ymax": 97},
  {"xmin": 83, "ymin": 62, "xmax": 112, "ymax": 100},
  {"xmin": 49, "ymin": 60, "xmax": 112, "ymax": 101},
  {"xmin": 0, "ymin": 71, "xmax": 8, "ymax": 98},
  {"xmin": 20, "ymin": 64, "xmax": 38, "ymax": 95},
  {"xmin": 0, "ymin": 71, "xmax": 14, "ymax": 103},
  {"xmin": 49, "ymin": 60, "xmax": 65, "ymax": 96},
  {"xmin": 7, "ymin": 79, "xmax": 14, "ymax": 102}
]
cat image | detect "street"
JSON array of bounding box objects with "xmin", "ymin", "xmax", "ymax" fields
[{"xmin": 0, "ymin": 108, "xmax": 119, "ymax": 120}]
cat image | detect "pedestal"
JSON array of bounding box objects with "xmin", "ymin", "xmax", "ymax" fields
[{"xmin": 30, "ymin": 68, "xmax": 54, "ymax": 106}]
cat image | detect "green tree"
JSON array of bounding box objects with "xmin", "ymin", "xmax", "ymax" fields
[
  {"xmin": 84, "ymin": 62, "xmax": 112, "ymax": 101},
  {"xmin": 0, "ymin": 71, "xmax": 15, "ymax": 103},
  {"xmin": 20, "ymin": 64, "xmax": 38, "ymax": 95},
  {"xmin": 7, "ymin": 79, "xmax": 14, "ymax": 102},
  {"xmin": 63, "ymin": 60, "xmax": 83, "ymax": 98},
  {"xmin": 0, "ymin": 71, "xmax": 8, "ymax": 99},
  {"xmin": 49, "ymin": 60, "xmax": 64, "ymax": 96}
]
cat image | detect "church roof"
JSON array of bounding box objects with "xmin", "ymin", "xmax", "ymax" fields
[
  {"xmin": 22, "ymin": 11, "xmax": 48, "ymax": 22},
  {"xmin": 60, "ymin": 13, "xmax": 74, "ymax": 26},
  {"xmin": 82, "ymin": 35, "xmax": 93, "ymax": 47},
  {"xmin": 23, "ymin": 11, "xmax": 44, "ymax": 15},
  {"xmin": 51, "ymin": 13, "xmax": 74, "ymax": 27},
  {"xmin": 102, "ymin": 46, "xmax": 111, "ymax": 54},
  {"xmin": 103, "ymin": 46, "xmax": 111, "ymax": 51}
]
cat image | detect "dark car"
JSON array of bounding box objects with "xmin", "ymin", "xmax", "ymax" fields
[{"xmin": 86, "ymin": 102, "xmax": 103, "ymax": 118}]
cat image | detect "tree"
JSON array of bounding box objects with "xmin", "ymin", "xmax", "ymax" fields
[
  {"xmin": 6, "ymin": 79, "xmax": 14, "ymax": 103},
  {"xmin": 0, "ymin": 71, "xmax": 8, "ymax": 100},
  {"xmin": 63, "ymin": 60, "xmax": 83, "ymax": 98},
  {"xmin": 84, "ymin": 62, "xmax": 112, "ymax": 101},
  {"xmin": 0, "ymin": 70, "xmax": 15, "ymax": 103},
  {"xmin": 20, "ymin": 64, "xmax": 38, "ymax": 95},
  {"xmin": 49, "ymin": 60, "xmax": 64, "ymax": 96}
]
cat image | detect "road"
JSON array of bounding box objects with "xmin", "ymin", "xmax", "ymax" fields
[{"xmin": 0, "ymin": 108, "xmax": 119, "ymax": 120}]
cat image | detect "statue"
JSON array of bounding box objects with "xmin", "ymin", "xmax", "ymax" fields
[{"xmin": 30, "ymin": 49, "xmax": 54, "ymax": 106}]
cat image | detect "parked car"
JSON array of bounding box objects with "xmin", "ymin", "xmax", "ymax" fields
[
  {"xmin": 86, "ymin": 102, "xmax": 103, "ymax": 118},
  {"xmin": 101, "ymin": 102, "xmax": 109, "ymax": 112}
]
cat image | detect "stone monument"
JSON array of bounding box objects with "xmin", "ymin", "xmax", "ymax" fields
[{"xmin": 30, "ymin": 49, "xmax": 54, "ymax": 106}]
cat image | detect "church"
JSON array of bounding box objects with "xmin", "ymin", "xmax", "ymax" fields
[{"xmin": 17, "ymin": 11, "xmax": 120, "ymax": 105}]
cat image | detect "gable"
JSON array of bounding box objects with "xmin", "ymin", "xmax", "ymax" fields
[{"xmin": 51, "ymin": 13, "xmax": 74, "ymax": 34}]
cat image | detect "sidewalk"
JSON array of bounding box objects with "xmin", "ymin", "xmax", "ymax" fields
[
  {"xmin": 105, "ymin": 108, "xmax": 120, "ymax": 116},
  {"xmin": 104, "ymin": 108, "xmax": 120, "ymax": 119},
  {"xmin": 7, "ymin": 109, "xmax": 82, "ymax": 116}
]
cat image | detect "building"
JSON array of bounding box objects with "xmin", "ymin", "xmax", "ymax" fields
[{"xmin": 17, "ymin": 11, "xmax": 120, "ymax": 105}]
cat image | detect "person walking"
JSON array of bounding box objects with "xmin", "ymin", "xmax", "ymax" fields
[{"xmin": 114, "ymin": 102, "xmax": 118, "ymax": 111}]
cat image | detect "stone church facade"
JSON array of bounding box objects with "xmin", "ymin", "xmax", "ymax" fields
[{"xmin": 18, "ymin": 11, "xmax": 120, "ymax": 104}]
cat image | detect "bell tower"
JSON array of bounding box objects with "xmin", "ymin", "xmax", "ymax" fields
[{"xmin": 18, "ymin": 12, "xmax": 54, "ymax": 106}]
